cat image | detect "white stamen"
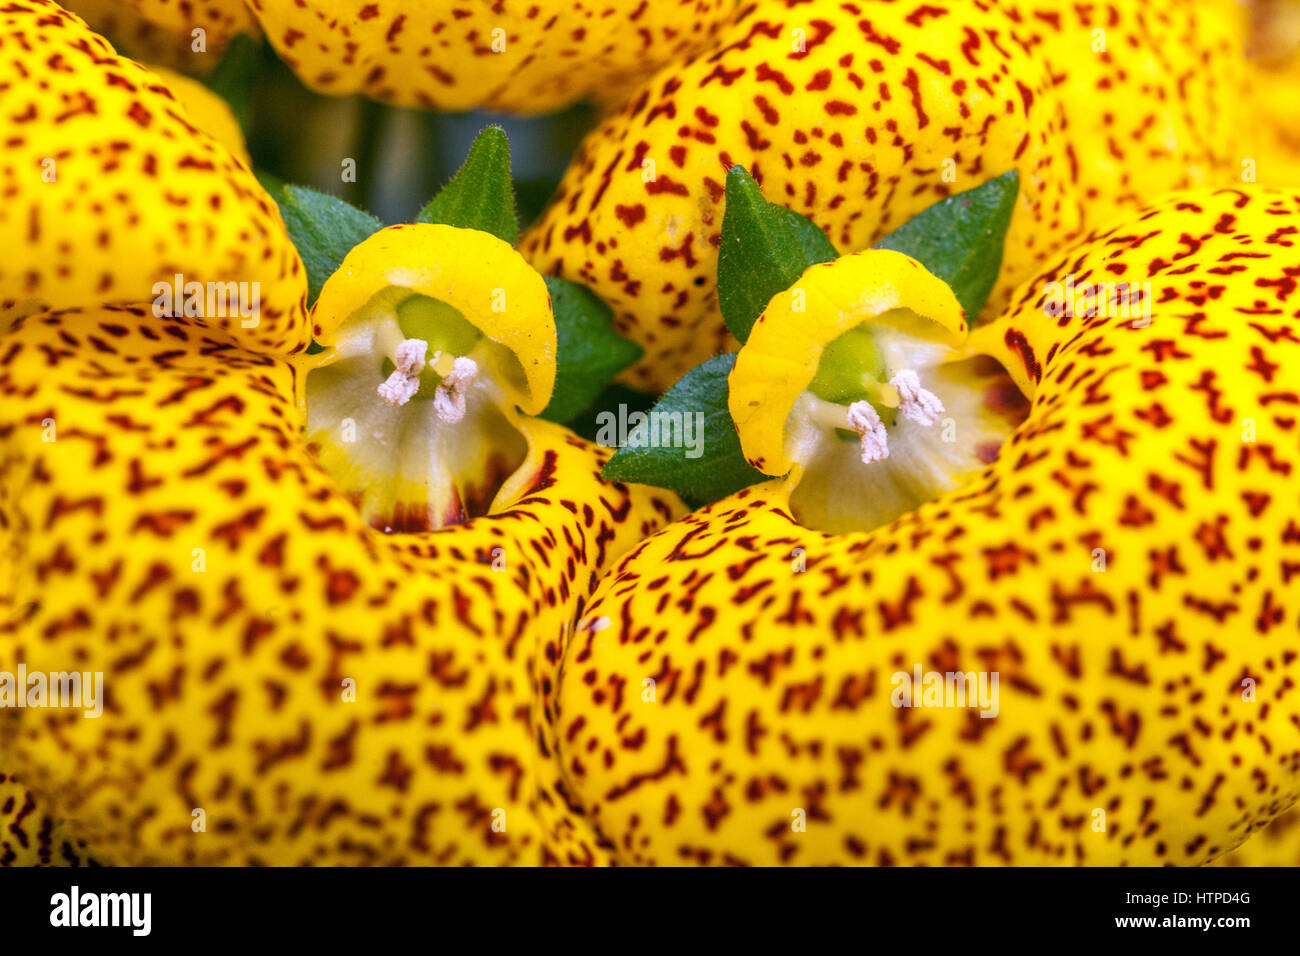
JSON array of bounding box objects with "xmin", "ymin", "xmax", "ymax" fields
[
  {"xmin": 377, "ymin": 337, "xmax": 429, "ymax": 407},
  {"xmin": 846, "ymin": 400, "xmax": 889, "ymax": 463},
  {"xmin": 890, "ymin": 369, "xmax": 945, "ymax": 426},
  {"xmin": 433, "ymin": 356, "xmax": 479, "ymax": 424},
  {"xmin": 393, "ymin": 338, "xmax": 428, "ymax": 376},
  {"xmin": 377, "ymin": 370, "xmax": 421, "ymax": 407}
]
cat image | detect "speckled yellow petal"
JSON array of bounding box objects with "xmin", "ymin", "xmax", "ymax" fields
[
  {"xmin": 114, "ymin": 0, "xmax": 253, "ymax": 54},
  {"xmin": 0, "ymin": 772, "xmax": 97, "ymax": 866},
  {"xmin": 522, "ymin": 0, "xmax": 1246, "ymax": 391},
  {"xmin": 64, "ymin": 0, "xmax": 256, "ymax": 72},
  {"xmin": 245, "ymin": 0, "xmax": 734, "ymax": 113},
  {"xmin": 559, "ymin": 186, "xmax": 1300, "ymax": 866},
  {"xmin": 146, "ymin": 64, "xmax": 249, "ymax": 163},
  {"xmin": 729, "ymin": 249, "xmax": 965, "ymax": 476},
  {"xmin": 1016, "ymin": 0, "xmax": 1248, "ymax": 206},
  {"xmin": 0, "ymin": 304, "xmax": 680, "ymax": 865},
  {"xmin": 0, "ymin": 0, "xmax": 307, "ymax": 353},
  {"xmin": 312, "ymin": 224, "xmax": 556, "ymax": 415},
  {"xmin": 1239, "ymin": 53, "xmax": 1300, "ymax": 186}
]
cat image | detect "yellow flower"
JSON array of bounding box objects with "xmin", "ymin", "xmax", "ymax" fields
[
  {"xmin": 0, "ymin": 0, "xmax": 306, "ymax": 352},
  {"xmin": 1240, "ymin": 52, "xmax": 1300, "ymax": 185},
  {"xmin": 243, "ymin": 0, "xmax": 738, "ymax": 113},
  {"xmin": 64, "ymin": 0, "xmax": 257, "ymax": 68},
  {"xmin": 522, "ymin": 0, "xmax": 1254, "ymax": 391},
  {"xmin": 0, "ymin": 2, "xmax": 682, "ymax": 865},
  {"xmin": 560, "ymin": 186, "xmax": 1300, "ymax": 865},
  {"xmin": 145, "ymin": 64, "xmax": 251, "ymax": 162}
]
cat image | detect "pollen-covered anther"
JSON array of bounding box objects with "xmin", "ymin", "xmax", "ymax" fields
[
  {"xmin": 846, "ymin": 401, "xmax": 889, "ymax": 464},
  {"xmin": 433, "ymin": 356, "xmax": 479, "ymax": 424},
  {"xmin": 890, "ymin": 369, "xmax": 945, "ymax": 426},
  {"xmin": 376, "ymin": 337, "xmax": 429, "ymax": 407}
]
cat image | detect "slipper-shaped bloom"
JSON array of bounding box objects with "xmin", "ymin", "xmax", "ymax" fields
[
  {"xmin": 523, "ymin": 0, "xmax": 1252, "ymax": 390},
  {"xmin": 0, "ymin": 0, "xmax": 306, "ymax": 352},
  {"xmin": 0, "ymin": 234, "xmax": 681, "ymax": 865},
  {"xmin": 243, "ymin": 0, "xmax": 736, "ymax": 113},
  {"xmin": 0, "ymin": 4, "xmax": 682, "ymax": 865},
  {"xmin": 558, "ymin": 186, "xmax": 1300, "ymax": 865}
]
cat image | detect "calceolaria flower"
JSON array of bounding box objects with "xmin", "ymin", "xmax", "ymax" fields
[
  {"xmin": 0, "ymin": 0, "xmax": 305, "ymax": 350},
  {"xmin": 727, "ymin": 248, "xmax": 1025, "ymax": 535},
  {"xmin": 1, "ymin": 3, "xmax": 681, "ymax": 864},
  {"xmin": 142, "ymin": 63, "xmax": 252, "ymax": 162},
  {"xmin": 304, "ymin": 224, "xmax": 558, "ymax": 530},
  {"xmin": 571, "ymin": 184, "xmax": 1300, "ymax": 865},
  {"xmin": 523, "ymin": 0, "xmax": 1257, "ymax": 391},
  {"xmin": 244, "ymin": 0, "xmax": 737, "ymax": 113}
]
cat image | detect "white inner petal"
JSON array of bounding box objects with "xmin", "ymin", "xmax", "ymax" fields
[
  {"xmin": 786, "ymin": 328, "xmax": 1025, "ymax": 535},
  {"xmin": 303, "ymin": 302, "xmax": 527, "ymax": 533}
]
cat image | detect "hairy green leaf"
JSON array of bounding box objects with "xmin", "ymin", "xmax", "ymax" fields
[
  {"xmin": 273, "ymin": 185, "xmax": 384, "ymax": 307},
  {"xmin": 717, "ymin": 166, "xmax": 838, "ymax": 344},
  {"xmin": 602, "ymin": 354, "xmax": 766, "ymax": 507},
  {"xmin": 540, "ymin": 277, "xmax": 643, "ymax": 425},
  {"xmin": 415, "ymin": 126, "xmax": 518, "ymax": 245},
  {"xmin": 874, "ymin": 170, "xmax": 1019, "ymax": 319}
]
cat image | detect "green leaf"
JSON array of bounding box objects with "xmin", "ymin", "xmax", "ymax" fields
[
  {"xmin": 540, "ymin": 277, "xmax": 643, "ymax": 425},
  {"xmin": 201, "ymin": 34, "xmax": 260, "ymax": 132},
  {"xmin": 873, "ymin": 170, "xmax": 1019, "ymax": 320},
  {"xmin": 717, "ymin": 166, "xmax": 838, "ymax": 344},
  {"xmin": 254, "ymin": 168, "xmax": 286, "ymax": 198},
  {"xmin": 602, "ymin": 354, "xmax": 766, "ymax": 507},
  {"xmin": 565, "ymin": 383, "xmax": 657, "ymax": 444},
  {"xmin": 273, "ymin": 185, "xmax": 384, "ymax": 307},
  {"xmin": 415, "ymin": 126, "xmax": 518, "ymax": 245}
]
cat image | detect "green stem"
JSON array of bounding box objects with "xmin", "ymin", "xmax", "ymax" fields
[{"xmin": 351, "ymin": 97, "xmax": 388, "ymax": 212}]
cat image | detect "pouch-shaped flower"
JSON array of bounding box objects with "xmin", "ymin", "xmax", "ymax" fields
[
  {"xmin": 522, "ymin": 0, "xmax": 1249, "ymax": 391},
  {"xmin": 0, "ymin": 221, "xmax": 680, "ymax": 865},
  {"xmin": 559, "ymin": 186, "xmax": 1300, "ymax": 865},
  {"xmin": 243, "ymin": 0, "xmax": 736, "ymax": 113},
  {"xmin": 1, "ymin": 5, "xmax": 682, "ymax": 863},
  {"xmin": 0, "ymin": 0, "xmax": 306, "ymax": 352}
]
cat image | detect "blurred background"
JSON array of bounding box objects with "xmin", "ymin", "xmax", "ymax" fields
[{"xmin": 192, "ymin": 35, "xmax": 597, "ymax": 227}]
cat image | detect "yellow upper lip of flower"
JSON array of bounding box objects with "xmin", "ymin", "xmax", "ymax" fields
[
  {"xmin": 307, "ymin": 223, "xmax": 556, "ymax": 415},
  {"xmin": 728, "ymin": 249, "xmax": 967, "ymax": 477}
]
